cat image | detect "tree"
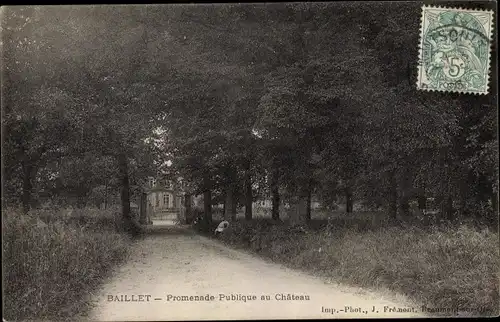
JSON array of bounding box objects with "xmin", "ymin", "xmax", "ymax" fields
[
  {"xmin": 4, "ymin": 3, "xmax": 495, "ymax": 231},
  {"xmin": 2, "ymin": 6, "xmax": 166, "ymax": 235}
]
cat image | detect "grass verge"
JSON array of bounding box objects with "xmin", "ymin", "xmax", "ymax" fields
[
  {"xmin": 2, "ymin": 207, "xmax": 133, "ymax": 321},
  {"xmin": 194, "ymin": 216, "xmax": 499, "ymax": 317}
]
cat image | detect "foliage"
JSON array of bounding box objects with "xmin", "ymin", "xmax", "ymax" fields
[
  {"xmin": 2, "ymin": 2, "xmax": 497, "ymax": 225},
  {"xmin": 216, "ymin": 218, "xmax": 499, "ymax": 317},
  {"xmin": 2, "ymin": 207, "xmax": 131, "ymax": 320}
]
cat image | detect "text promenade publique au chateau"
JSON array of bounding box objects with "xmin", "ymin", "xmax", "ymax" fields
[{"xmin": 108, "ymin": 293, "xmax": 311, "ymax": 302}]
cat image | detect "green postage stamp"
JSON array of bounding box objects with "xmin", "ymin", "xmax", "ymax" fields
[{"xmin": 417, "ymin": 6, "xmax": 494, "ymax": 94}]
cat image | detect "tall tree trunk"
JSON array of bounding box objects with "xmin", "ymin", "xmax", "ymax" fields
[
  {"xmin": 298, "ymin": 185, "xmax": 309, "ymax": 223},
  {"xmin": 224, "ymin": 187, "xmax": 234, "ymax": 221},
  {"xmin": 287, "ymin": 184, "xmax": 298, "ymax": 225},
  {"xmin": 491, "ymin": 192, "xmax": 498, "ymax": 226},
  {"xmin": 244, "ymin": 165, "xmax": 252, "ymax": 220},
  {"xmin": 438, "ymin": 147, "xmax": 453, "ymax": 222},
  {"xmin": 438, "ymin": 189, "xmax": 453, "ymax": 221},
  {"xmin": 117, "ymin": 152, "xmax": 138, "ymax": 236},
  {"xmin": 389, "ymin": 170, "xmax": 398, "ymax": 220},
  {"xmin": 77, "ymin": 193, "xmax": 87, "ymax": 209},
  {"xmin": 445, "ymin": 165, "xmax": 460, "ymax": 222},
  {"xmin": 22, "ymin": 161, "xmax": 34, "ymax": 214},
  {"xmin": 398, "ymin": 169, "xmax": 412, "ymax": 218},
  {"xmin": 203, "ymin": 172, "xmax": 212, "ymax": 228},
  {"xmin": 104, "ymin": 181, "xmax": 108, "ymax": 209},
  {"xmin": 306, "ymin": 181, "xmax": 312, "ymax": 222},
  {"xmin": 288, "ymin": 198, "xmax": 299, "ymax": 225},
  {"xmin": 417, "ymin": 186, "xmax": 426, "ymax": 212},
  {"xmin": 443, "ymin": 166, "xmax": 454, "ymax": 222},
  {"xmin": 172, "ymin": 188, "xmax": 177, "ymax": 209},
  {"xmin": 271, "ymin": 169, "xmax": 280, "ymax": 221},
  {"xmin": 224, "ymin": 165, "xmax": 238, "ymax": 221},
  {"xmin": 184, "ymin": 193, "xmax": 193, "ymax": 224},
  {"xmin": 457, "ymin": 169, "xmax": 469, "ymax": 218},
  {"xmin": 417, "ymin": 173, "xmax": 427, "ymax": 213},
  {"xmin": 345, "ymin": 186, "xmax": 353, "ymax": 213},
  {"xmin": 445, "ymin": 195, "xmax": 454, "ymax": 221},
  {"xmin": 289, "ymin": 183, "xmax": 308, "ymax": 226},
  {"xmin": 139, "ymin": 192, "xmax": 148, "ymax": 225},
  {"xmin": 398, "ymin": 193, "xmax": 409, "ymax": 218},
  {"xmin": 203, "ymin": 190, "xmax": 212, "ymax": 225},
  {"xmin": 244, "ymin": 194, "xmax": 252, "ymax": 220},
  {"xmin": 230, "ymin": 193, "xmax": 237, "ymax": 221},
  {"xmin": 437, "ymin": 195, "xmax": 445, "ymax": 214},
  {"xmin": 399, "ymin": 196, "xmax": 410, "ymax": 218}
]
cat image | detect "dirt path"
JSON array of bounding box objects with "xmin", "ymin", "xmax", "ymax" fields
[{"xmin": 88, "ymin": 225, "xmax": 425, "ymax": 320}]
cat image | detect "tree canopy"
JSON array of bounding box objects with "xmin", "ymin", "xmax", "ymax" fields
[{"xmin": 2, "ymin": 3, "xmax": 497, "ymax": 230}]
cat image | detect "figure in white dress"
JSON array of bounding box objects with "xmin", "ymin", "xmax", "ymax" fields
[{"xmin": 214, "ymin": 220, "xmax": 229, "ymax": 235}]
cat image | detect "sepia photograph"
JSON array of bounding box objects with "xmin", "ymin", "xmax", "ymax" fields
[{"xmin": 1, "ymin": 1, "xmax": 498, "ymax": 320}]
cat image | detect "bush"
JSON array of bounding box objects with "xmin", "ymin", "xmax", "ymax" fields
[
  {"xmin": 40, "ymin": 206, "xmax": 119, "ymax": 228},
  {"xmin": 2, "ymin": 207, "xmax": 132, "ymax": 320},
  {"xmin": 213, "ymin": 217, "xmax": 499, "ymax": 317}
]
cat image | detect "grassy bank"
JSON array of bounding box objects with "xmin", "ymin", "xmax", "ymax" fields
[
  {"xmin": 195, "ymin": 216, "xmax": 499, "ymax": 317},
  {"xmin": 2, "ymin": 207, "xmax": 133, "ymax": 321}
]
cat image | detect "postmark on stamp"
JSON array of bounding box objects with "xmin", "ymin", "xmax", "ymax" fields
[{"xmin": 417, "ymin": 6, "xmax": 494, "ymax": 95}]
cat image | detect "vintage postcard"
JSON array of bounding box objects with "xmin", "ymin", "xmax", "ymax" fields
[
  {"xmin": 417, "ymin": 6, "xmax": 494, "ymax": 94},
  {"xmin": 1, "ymin": 2, "xmax": 498, "ymax": 321}
]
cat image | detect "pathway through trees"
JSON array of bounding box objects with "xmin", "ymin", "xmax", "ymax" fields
[{"xmin": 88, "ymin": 226, "xmax": 424, "ymax": 320}]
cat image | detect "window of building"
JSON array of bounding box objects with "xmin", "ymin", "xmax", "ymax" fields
[
  {"xmin": 163, "ymin": 193, "xmax": 170, "ymax": 208},
  {"xmin": 155, "ymin": 193, "xmax": 159, "ymax": 207}
]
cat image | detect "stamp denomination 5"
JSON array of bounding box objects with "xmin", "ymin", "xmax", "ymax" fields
[{"xmin": 417, "ymin": 6, "xmax": 494, "ymax": 95}]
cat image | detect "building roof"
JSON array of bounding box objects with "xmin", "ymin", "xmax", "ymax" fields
[{"xmin": 147, "ymin": 186, "xmax": 175, "ymax": 192}]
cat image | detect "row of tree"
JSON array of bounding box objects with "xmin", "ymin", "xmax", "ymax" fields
[
  {"xmin": 2, "ymin": 3, "xmax": 497, "ymax": 233},
  {"xmin": 159, "ymin": 3, "xmax": 498, "ymax": 227}
]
